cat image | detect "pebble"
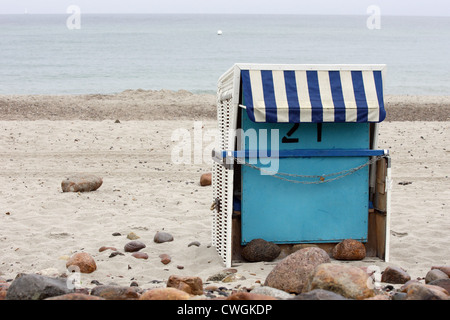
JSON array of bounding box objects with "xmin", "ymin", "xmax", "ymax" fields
[
  {"xmin": 222, "ymin": 273, "xmax": 246, "ymax": 283},
  {"xmin": 99, "ymin": 246, "xmax": 117, "ymax": 252},
  {"xmin": 428, "ymin": 278, "xmax": 450, "ymax": 293},
  {"xmin": 241, "ymin": 238, "xmax": 281, "ymax": 262},
  {"xmin": 139, "ymin": 287, "xmax": 190, "ymax": 300},
  {"xmin": 66, "ymin": 252, "xmax": 97, "ymax": 274},
  {"xmin": 400, "ymin": 279, "xmax": 421, "ymax": 291},
  {"xmin": 132, "ymin": 252, "xmax": 149, "ymax": 260},
  {"xmin": 207, "ymin": 271, "xmax": 235, "ymax": 282},
  {"xmin": 251, "ymin": 286, "xmax": 293, "ymax": 300},
  {"xmin": 425, "ymin": 269, "xmax": 449, "ymax": 283},
  {"xmin": 167, "ymin": 275, "xmax": 203, "ymax": 295},
  {"xmin": 124, "ymin": 241, "xmax": 146, "ymax": 252},
  {"xmin": 431, "ymin": 265, "xmax": 450, "ymax": 277},
  {"xmin": 381, "ymin": 266, "xmax": 411, "ymax": 284},
  {"xmin": 126, "ymin": 232, "xmax": 140, "ymax": 240},
  {"xmin": 61, "ymin": 174, "xmax": 103, "ymax": 193},
  {"xmin": 200, "ymin": 173, "xmax": 212, "ymax": 186},
  {"xmin": 90, "ymin": 285, "xmax": 140, "ymax": 300},
  {"xmin": 153, "ymin": 231, "xmax": 174, "ymax": 243},
  {"xmin": 109, "ymin": 251, "xmax": 124, "ymax": 258},
  {"xmin": 159, "ymin": 253, "xmax": 171, "ymax": 264},
  {"xmin": 204, "ymin": 284, "xmax": 219, "ymax": 292},
  {"xmin": 188, "ymin": 241, "xmax": 201, "ymax": 247},
  {"xmin": 332, "ymin": 239, "xmax": 366, "ymax": 260}
]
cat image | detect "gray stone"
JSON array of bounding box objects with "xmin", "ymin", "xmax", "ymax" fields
[
  {"xmin": 6, "ymin": 273, "xmax": 74, "ymax": 300},
  {"xmin": 90, "ymin": 285, "xmax": 140, "ymax": 300},
  {"xmin": 154, "ymin": 231, "xmax": 174, "ymax": 243},
  {"xmin": 242, "ymin": 238, "xmax": 281, "ymax": 262},
  {"xmin": 251, "ymin": 286, "xmax": 293, "ymax": 300},
  {"xmin": 45, "ymin": 293, "xmax": 105, "ymax": 300},
  {"xmin": 293, "ymin": 289, "xmax": 350, "ymax": 300},
  {"xmin": 188, "ymin": 241, "xmax": 201, "ymax": 247},
  {"xmin": 392, "ymin": 292, "xmax": 408, "ymax": 300}
]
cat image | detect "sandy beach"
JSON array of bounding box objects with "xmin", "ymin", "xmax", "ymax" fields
[{"xmin": 0, "ymin": 90, "xmax": 449, "ymax": 293}]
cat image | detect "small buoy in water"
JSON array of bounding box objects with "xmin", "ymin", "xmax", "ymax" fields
[{"xmin": 217, "ymin": 30, "xmax": 223, "ymax": 35}]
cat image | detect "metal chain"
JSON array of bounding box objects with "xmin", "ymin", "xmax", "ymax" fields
[{"xmin": 236, "ymin": 155, "xmax": 387, "ymax": 184}]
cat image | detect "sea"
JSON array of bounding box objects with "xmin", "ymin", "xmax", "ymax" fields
[{"xmin": 0, "ymin": 14, "xmax": 449, "ymax": 95}]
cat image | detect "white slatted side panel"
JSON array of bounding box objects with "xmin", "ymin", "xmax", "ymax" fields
[
  {"xmin": 211, "ymin": 161, "xmax": 220, "ymax": 248},
  {"xmin": 212, "ymin": 97, "xmax": 234, "ymax": 267}
]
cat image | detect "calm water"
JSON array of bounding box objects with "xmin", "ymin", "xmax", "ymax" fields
[{"xmin": 0, "ymin": 14, "xmax": 449, "ymax": 95}]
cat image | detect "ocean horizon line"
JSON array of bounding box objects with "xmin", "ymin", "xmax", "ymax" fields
[{"xmin": 1, "ymin": 12, "xmax": 449, "ymax": 18}]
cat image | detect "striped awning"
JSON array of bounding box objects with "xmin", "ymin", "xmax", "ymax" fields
[{"xmin": 241, "ymin": 68, "xmax": 386, "ymax": 123}]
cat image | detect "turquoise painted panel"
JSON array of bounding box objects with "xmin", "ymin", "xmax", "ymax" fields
[
  {"xmin": 240, "ymin": 111, "xmax": 370, "ymax": 244},
  {"xmin": 241, "ymin": 111, "xmax": 370, "ymax": 151}
]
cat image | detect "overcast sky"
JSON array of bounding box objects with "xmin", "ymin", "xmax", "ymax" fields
[{"xmin": 1, "ymin": 0, "xmax": 449, "ymax": 16}]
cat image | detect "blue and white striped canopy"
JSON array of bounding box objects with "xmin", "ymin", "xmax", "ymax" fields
[{"xmin": 241, "ymin": 68, "xmax": 386, "ymax": 123}]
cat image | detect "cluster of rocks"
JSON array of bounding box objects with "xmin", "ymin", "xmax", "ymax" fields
[
  {"xmin": 63, "ymin": 230, "xmax": 177, "ymax": 273},
  {"xmin": 242, "ymin": 240, "xmax": 449, "ymax": 300},
  {"xmin": 2, "ymin": 244, "xmax": 449, "ymax": 300},
  {"xmin": 2, "ymin": 174, "xmax": 445, "ymax": 300}
]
